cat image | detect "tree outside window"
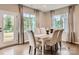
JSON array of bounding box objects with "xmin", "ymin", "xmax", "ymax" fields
[
  {"xmin": 4, "ymin": 15, "xmax": 13, "ymax": 33},
  {"xmin": 24, "ymin": 14, "xmax": 36, "ymax": 32},
  {"xmin": 53, "ymin": 15, "xmax": 64, "ymax": 29},
  {"xmin": 3, "ymin": 14, "xmax": 14, "ymax": 42},
  {"xmin": 53, "ymin": 14, "xmax": 68, "ymax": 32}
]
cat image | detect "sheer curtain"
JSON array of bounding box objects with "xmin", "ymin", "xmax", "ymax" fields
[
  {"xmin": 68, "ymin": 5, "xmax": 75, "ymax": 43},
  {"xmin": 34, "ymin": 9, "xmax": 41, "ymax": 34},
  {"xmin": 50, "ymin": 10, "xmax": 55, "ymax": 28},
  {"xmin": 34, "ymin": 9, "xmax": 40, "ymax": 28},
  {"xmin": 18, "ymin": 4, "xmax": 24, "ymax": 44}
]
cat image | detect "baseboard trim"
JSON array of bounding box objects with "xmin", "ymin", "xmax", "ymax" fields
[
  {"xmin": 0, "ymin": 44, "xmax": 18, "ymax": 50},
  {"xmin": 0, "ymin": 41, "xmax": 29, "ymax": 50},
  {"xmin": 74, "ymin": 42, "xmax": 79, "ymax": 45},
  {"xmin": 0, "ymin": 42, "xmax": 29, "ymax": 50},
  {"xmin": 63, "ymin": 41, "xmax": 79, "ymax": 45}
]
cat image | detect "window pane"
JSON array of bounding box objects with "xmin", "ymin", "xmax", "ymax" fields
[
  {"xmin": 3, "ymin": 14, "xmax": 14, "ymax": 42},
  {"xmin": 24, "ymin": 14, "xmax": 36, "ymax": 32},
  {"xmin": 52, "ymin": 14, "xmax": 68, "ymax": 30}
]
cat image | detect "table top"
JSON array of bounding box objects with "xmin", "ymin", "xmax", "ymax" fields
[{"xmin": 35, "ymin": 33, "xmax": 53, "ymax": 39}]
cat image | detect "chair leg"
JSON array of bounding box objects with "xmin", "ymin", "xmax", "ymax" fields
[
  {"xmin": 29, "ymin": 46, "xmax": 31, "ymax": 54},
  {"xmin": 51, "ymin": 46, "xmax": 53, "ymax": 54},
  {"xmin": 55, "ymin": 43, "xmax": 58, "ymax": 51},
  {"xmin": 34, "ymin": 48, "xmax": 36, "ymax": 55},
  {"xmin": 59, "ymin": 41, "xmax": 61, "ymax": 50},
  {"xmin": 41, "ymin": 46, "xmax": 42, "ymax": 50}
]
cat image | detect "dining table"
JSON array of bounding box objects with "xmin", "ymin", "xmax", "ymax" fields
[{"xmin": 35, "ymin": 33, "xmax": 53, "ymax": 55}]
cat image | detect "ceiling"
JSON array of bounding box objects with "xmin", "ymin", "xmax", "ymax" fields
[{"xmin": 23, "ymin": 4, "xmax": 71, "ymax": 12}]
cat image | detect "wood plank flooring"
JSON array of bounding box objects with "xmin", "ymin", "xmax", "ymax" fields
[{"xmin": 0, "ymin": 42, "xmax": 79, "ymax": 55}]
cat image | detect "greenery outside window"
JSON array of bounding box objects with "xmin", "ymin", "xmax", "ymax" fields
[
  {"xmin": 52, "ymin": 14, "xmax": 68, "ymax": 32},
  {"xmin": 3, "ymin": 14, "xmax": 14, "ymax": 42},
  {"xmin": 23, "ymin": 13, "xmax": 36, "ymax": 32}
]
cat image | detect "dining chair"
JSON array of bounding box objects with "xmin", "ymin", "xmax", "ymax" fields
[
  {"xmin": 40, "ymin": 28, "xmax": 46, "ymax": 34},
  {"xmin": 35, "ymin": 28, "xmax": 41, "ymax": 34},
  {"xmin": 44, "ymin": 30, "xmax": 59, "ymax": 53},
  {"xmin": 50, "ymin": 29, "xmax": 53, "ymax": 33},
  {"xmin": 57, "ymin": 29, "xmax": 64, "ymax": 50},
  {"xmin": 27, "ymin": 30, "xmax": 42, "ymax": 55}
]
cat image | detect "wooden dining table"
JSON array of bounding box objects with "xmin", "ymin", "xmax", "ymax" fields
[{"xmin": 35, "ymin": 33, "xmax": 53, "ymax": 55}]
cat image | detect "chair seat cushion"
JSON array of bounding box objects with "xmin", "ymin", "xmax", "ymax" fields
[{"xmin": 45, "ymin": 39, "xmax": 57, "ymax": 46}]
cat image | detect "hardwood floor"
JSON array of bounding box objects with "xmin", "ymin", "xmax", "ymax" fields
[{"xmin": 0, "ymin": 42, "xmax": 79, "ymax": 55}]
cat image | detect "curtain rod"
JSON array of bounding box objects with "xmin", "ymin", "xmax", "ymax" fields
[{"xmin": 18, "ymin": 4, "xmax": 42, "ymax": 12}]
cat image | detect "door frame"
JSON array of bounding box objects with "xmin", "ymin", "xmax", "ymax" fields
[{"xmin": 0, "ymin": 10, "xmax": 19, "ymax": 48}]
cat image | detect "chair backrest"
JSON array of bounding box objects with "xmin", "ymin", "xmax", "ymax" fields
[
  {"xmin": 35, "ymin": 28, "xmax": 41, "ymax": 34},
  {"xmin": 27, "ymin": 30, "xmax": 36, "ymax": 48},
  {"xmin": 40, "ymin": 28, "xmax": 46, "ymax": 34},
  {"xmin": 50, "ymin": 30, "xmax": 59, "ymax": 44},
  {"xmin": 50, "ymin": 29, "xmax": 53, "ymax": 33},
  {"xmin": 57, "ymin": 29, "xmax": 64, "ymax": 42}
]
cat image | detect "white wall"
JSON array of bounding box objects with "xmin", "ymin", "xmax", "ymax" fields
[{"xmin": 0, "ymin": 4, "xmax": 19, "ymax": 13}]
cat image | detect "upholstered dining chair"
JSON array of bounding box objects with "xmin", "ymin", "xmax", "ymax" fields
[
  {"xmin": 27, "ymin": 30, "xmax": 42, "ymax": 55},
  {"xmin": 50, "ymin": 29, "xmax": 53, "ymax": 33},
  {"xmin": 44, "ymin": 30, "xmax": 59, "ymax": 53},
  {"xmin": 40, "ymin": 28, "xmax": 46, "ymax": 34},
  {"xmin": 35, "ymin": 28, "xmax": 41, "ymax": 34},
  {"xmin": 57, "ymin": 29, "xmax": 64, "ymax": 50}
]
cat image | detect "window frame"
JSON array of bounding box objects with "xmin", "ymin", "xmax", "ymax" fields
[
  {"xmin": 52, "ymin": 13, "xmax": 68, "ymax": 32},
  {"xmin": 23, "ymin": 13, "xmax": 36, "ymax": 32}
]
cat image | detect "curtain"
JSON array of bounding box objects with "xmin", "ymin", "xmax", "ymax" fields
[
  {"xmin": 34, "ymin": 9, "xmax": 40, "ymax": 28},
  {"xmin": 18, "ymin": 4, "xmax": 24, "ymax": 44},
  {"xmin": 68, "ymin": 5, "xmax": 75, "ymax": 43},
  {"xmin": 34, "ymin": 9, "xmax": 42, "ymax": 34},
  {"xmin": 50, "ymin": 10, "xmax": 55, "ymax": 28}
]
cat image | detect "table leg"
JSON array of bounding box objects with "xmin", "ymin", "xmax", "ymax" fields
[{"xmin": 42, "ymin": 39, "xmax": 45, "ymax": 55}]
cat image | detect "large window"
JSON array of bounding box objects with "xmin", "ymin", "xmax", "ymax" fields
[
  {"xmin": 53, "ymin": 15, "xmax": 63, "ymax": 29},
  {"xmin": 52, "ymin": 13, "xmax": 68, "ymax": 32},
  {"xmin": 3, "ymin": 14, "xmax": 14, "ymax": 42},
  {"xmin": 23, "ymin": 13, "xmax": 36, "ymax": 32}
]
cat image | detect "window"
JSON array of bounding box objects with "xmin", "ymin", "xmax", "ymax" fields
[
  {"xmin": 3, "ymin": 14, "xmax": 14, "ymax": 42},
  {"xmin": 53, "ymin": 15, "xmax": 63, "ymax": 29},
  {"xmin": 52, "ymin": 13, "xmax": 68, "ymax": 32},
  {"xmin": 23, "ymin": 13, "xmax": 36, "ymax": 32}
]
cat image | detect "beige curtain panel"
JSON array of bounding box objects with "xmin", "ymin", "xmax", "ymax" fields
[
  {"xmin": 68, "ymin": 5, "xmax": 75, "ymax": 43},
  {"xmin": 18, "ymin": 4, "xmax": 24, "ymax": 44},
  {"xmin": 34, "ymin": 9, "xmax": 40, "ymax": 28},
  {"xmin": 50, "ymin": 10, "xmax": 55, "ymax": 27}
]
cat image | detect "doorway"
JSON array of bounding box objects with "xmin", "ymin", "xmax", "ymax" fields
[
  {"xmin": 3, "ymin": 14, "xmax": 14, "ymax": 42},
  {"xmin": 0, "ymin": 12, "xmax": 18, "ymax": 48}
]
